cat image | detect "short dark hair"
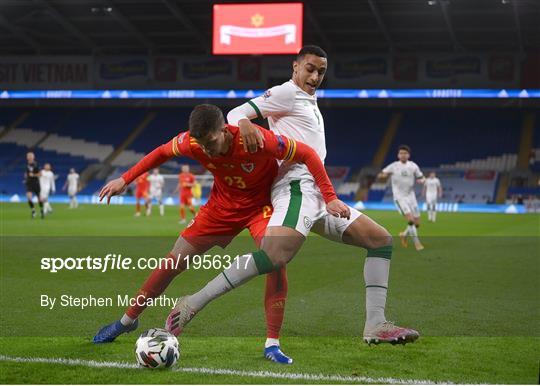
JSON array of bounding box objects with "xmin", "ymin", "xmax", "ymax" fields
[
  {"xmin": 188, "ymin": 104, "xmax": 225, "ymax": 139},
  {"xmin": 398, "ymin": 144, "xmax": 411, "ymax": 153},
  {"xmin": 297, "ymin": 45, "xmax": 327, "ymax": 60}
]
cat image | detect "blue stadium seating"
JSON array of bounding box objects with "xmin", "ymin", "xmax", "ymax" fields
[
  {"xmin": 321, "ymin": 108, "xmax": 388, "ymax": 167},
  {"xmin": 0, "ymin": 142, "xmax": 92, "ymax": 195},
  {"xmin": 129, "ymin": 108, "xmax": 191, "ymax": 153},
  {"xmin": 383, "ymin": 109, "xmax": 522, "ymax": 167},
  {"xmin": 0, "ymin": 109, "xmax": 26, "ymax": 128}
]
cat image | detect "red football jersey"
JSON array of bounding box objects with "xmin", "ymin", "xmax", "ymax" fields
[
  {"xmin": 135, "ymin": 172, "xmax": 149, "ymax": 192},
  {"xmin": 178, "ymin": 172, "xmax": 195, "ymax": 196},
  {"xmin": 172, "ymin": 126, "xmax": 278, "ymax": 210}
]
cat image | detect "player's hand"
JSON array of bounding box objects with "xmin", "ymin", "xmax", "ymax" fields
[
  {"xmin": 326, "ymin": 199, "xmax": 350, "ymax": 219},
  {"xmin": 99, "ymin": 177, "xmax": 127, "ymax": 204},
  {"xmin": 239, "ymin": 119, "xmax": 264, "ymax": 153}
]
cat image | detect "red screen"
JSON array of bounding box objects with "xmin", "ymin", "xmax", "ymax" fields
[{"xmin": 213, "ymin": 3, "xmax": 303, "ymax": 55}]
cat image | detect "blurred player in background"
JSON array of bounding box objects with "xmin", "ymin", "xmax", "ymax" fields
[
  {"xmin": 176, "ymin": 165, "xmax": 196, "ymax": 224},
  {"xmin": 170, "ymin": 46, "xmax": 419, "ymax": 355},
  {"xmin": 63, "ymin": 168, "xmax": 79, "ymax": 209},
  {"xmin": 191, "ymin": 180, "xmax": 202, "ymax": 206},
  {"xmin": 147, "ymin": 168, "xmax": 165, "ymax": 216},
  {"xmin": 134, "ymin": 171, "xmax": 149, "ymax": 217},
  {"xmin": 24, "ymin": 151, "xmax": 44, "ymax": 219},
  {"xmin": 423, "ymin": 171, "xmax": 442, "ymax": 222},
  {"xmin": 39, "ymin": 163, "xmax": 55, "ymax": 215},
  {"xmin": 379, "ymin": 145, "xmax": 425, "ymax": 250}
]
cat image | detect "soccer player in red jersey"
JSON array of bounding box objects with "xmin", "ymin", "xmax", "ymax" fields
[
  {"xmin": 134, "ymin": 172, "xmax": 149, "ymax": 217},
  {"xmin": 93, "ymin": 104, "xmax": 349, "ymax": 365},
  {"xmin": 176, "ymin": 165, "xmax": 196, "ymax": 224}
]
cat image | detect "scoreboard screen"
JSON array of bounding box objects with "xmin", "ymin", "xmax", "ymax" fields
[{"xmin": 213, "ymin": 3, "xmax": 303, "ymax": 55}]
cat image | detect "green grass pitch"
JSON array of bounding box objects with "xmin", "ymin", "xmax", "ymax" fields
[{"xmin": 1, "ymin": 202, "xmax": 539, "ymax": 384}]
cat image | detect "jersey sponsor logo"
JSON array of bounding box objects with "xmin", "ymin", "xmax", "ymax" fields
[
  {"xmin": 303, "ymin": 216, "xmax": 313, "ymax": 230},
  {"xmin": 263, "ymin": 89, "xmax": 272, "ymax": 99},
  {"xmin": 401, "ymin": 170, "xmax": 409, "ymax": 176},
  {"xmin": 241, "ymin": 162, "xmax": 255, "ymax": 173},
  {"xmin": 221, "ymin": 163, "xmax": 235, "ymax": 169},
  {"xmin": 207, "ymin": 163, "xmax": 217, "ymax": 169}
]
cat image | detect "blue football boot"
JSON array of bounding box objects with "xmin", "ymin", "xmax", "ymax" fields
[
  {"xmin": 264, "ymin": 345, "xmax": 293, "ymax": 364},
  {"xmin": 93, "ymin": 319, "xmax": 139, "ymax": 343}
]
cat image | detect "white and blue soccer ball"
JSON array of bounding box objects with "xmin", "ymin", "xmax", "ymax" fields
[{"xmin": 135, "ymin": 328, "xmax": 179, "ymax": 369}]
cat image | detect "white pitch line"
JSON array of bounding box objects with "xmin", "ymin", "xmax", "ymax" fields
[{"xmin": 0, "ymin": 354, "xmax": 457, "ymax": 385}]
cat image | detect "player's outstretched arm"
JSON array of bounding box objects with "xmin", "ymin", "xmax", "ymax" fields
[
  {"xmin": 99, "ymin": 178, "xmax": 127, "ymax": 204},
  {"xmin": 228, "ymin": 84, "xmax": 294, "ymax": 153},
  {"xmin": 99, "ymin": 140, "xmax": 176, "ymax": 204}
]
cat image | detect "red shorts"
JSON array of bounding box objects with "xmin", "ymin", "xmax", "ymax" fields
[
  {"xmin": 135, "ymin": 190, "xmax": 148, "ymax": 200},
  {"xmin": 181, "ymin": 201, "xmax": 273, "ymax": 251},
  {"xmin": 180, "ymin": 193, "xmax": 192, "ymax": 206}
]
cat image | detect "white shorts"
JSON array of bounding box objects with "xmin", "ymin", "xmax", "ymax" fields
[
  {"xmin": 68, "ymin": 187, "xmax": 77, "ymax": 197},
  {"xmin": 394, "ymin": 194, "xmax": 420, "ymax": 218},
  {"xmin": 426, "ymin": 194, "xmax": 437, "ymax": 206},
  {"xmin": 268, "ymin": 178, "xmax": 362, "ymax": 240},
  {"xmin": 149, "ymin": 189, "xmax": 162, "ymax": 201},
  {"xmin": 40, "ymin": 188, "xmax": 51, "ymax": 200}
]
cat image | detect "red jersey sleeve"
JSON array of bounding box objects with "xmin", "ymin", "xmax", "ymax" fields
[
  {"xmin": 261, "ymin": 129, "xmax": 338, "ymax": 204},
  {"xmin": 122, "ymin": 131, "xmax": 192, "ymax": 185}
]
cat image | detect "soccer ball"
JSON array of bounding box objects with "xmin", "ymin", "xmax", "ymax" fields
[{"xmin": 135, "ymin": 328, "xmax": 180, "ymax": 369}]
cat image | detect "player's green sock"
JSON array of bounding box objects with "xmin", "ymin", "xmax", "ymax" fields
[
  {"xmin": 364, "ymin": 246, "xmax": 392, "ymax": 331},
  {"xmin": 188, "ymin": 251, "xmax": 274, "ymax": 312}
]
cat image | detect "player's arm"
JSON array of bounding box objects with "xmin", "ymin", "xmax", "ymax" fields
[
  {"xmin": 228, "ymin": 84, "xmax": 295, "ymax": 153},
  {"xmin": 99, "ymin": 137, "xmax": 179, "ymax": 204},
  {"xmin": 263, "ymin": 131, "xmax": 350, "ymax": 219},
  {"xmin": 378, "ymin": 165, "xmax": 392, "ymax": 179},
  {"xmin": 415, "ymin": 165, "xmax": 425, "ymax": 184},
  {"xmin": 227, "ymin": 105, "xmax": 263, "ymax": 154}
]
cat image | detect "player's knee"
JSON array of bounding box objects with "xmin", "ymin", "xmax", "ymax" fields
[
  {"xmin": 367, "ymin": 229, "xmax": 392, "ymax": 250},
  {"xmin": 263, "ymin": 245, "xmax": 295, "ymax": 268}
]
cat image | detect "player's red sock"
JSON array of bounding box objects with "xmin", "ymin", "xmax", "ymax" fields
[
  {"xmin": 189, "ymin": 206, "xmax": 196, "ymax": 215},
  {"xmin": 125, "ymin": 253, "xmax": 186, "ymax": 320},
  {"xmin": 135, "ymin": 201, "xmax": 140, "ymax": 213},
  {"xmin": 264, "ymin": 266, "xmax": 288, "ymax": 339},
  {"xmin": 180, "ymin": 206, "xmax": 185, "ymax": 220}
]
